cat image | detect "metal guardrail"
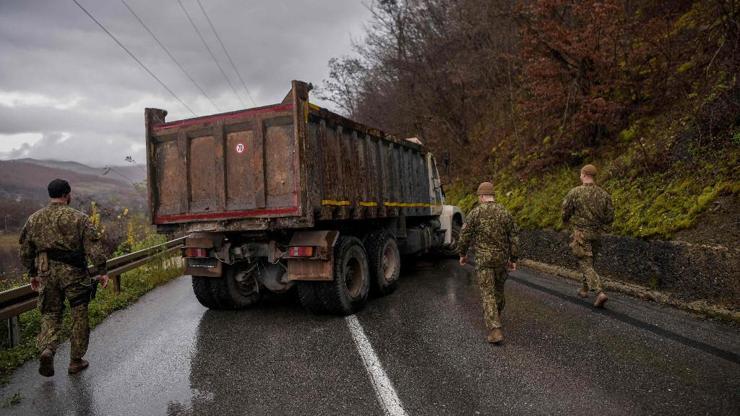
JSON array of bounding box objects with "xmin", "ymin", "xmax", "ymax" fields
[{"xmin": 0, "ymin": 237, "xmax": 185, "ymax": 346}]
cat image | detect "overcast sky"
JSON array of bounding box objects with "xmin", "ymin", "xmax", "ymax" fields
[{"xmin": 0, "ymin": 0, "xmax": 370, "ymax": 166}]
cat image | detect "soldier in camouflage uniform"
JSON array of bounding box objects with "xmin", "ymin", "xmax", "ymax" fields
[
  {"xmin": 562, "ymin": 164, "xmax": 614, "ymax": 308},
  {"xmin": 458, "ymin": 182, "xmax": 519, "ymax": 344},
  {"xmin": 19, "ymin": 179, "xmax": 109, "ymax": 377}
]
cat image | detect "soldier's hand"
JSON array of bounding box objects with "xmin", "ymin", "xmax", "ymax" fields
[
  {"xmin": 507, "ymin": 261, "xmax": 517, "ymax": 272},
  {"xmin": 459, "ymin": 255, "xmax": 468, "ymax": 266},
  {"xmin": 98, "ymin": 274, "xmax": 110, "ymax": 289},
  {"xmin": 30, "ymin": 277, "xmax": 41, "ymax": 292}
]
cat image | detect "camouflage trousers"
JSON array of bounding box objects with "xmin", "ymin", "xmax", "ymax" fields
[
  {"xmin": 569, "ymin": 229, "xmax": 604, "ymax": 293},
  {"xmin": 37, "ymin": 273, "xmax": 93, "ymax": 360},
  {"xmin": 476, "ymin": 266, "xmax": 508, "ymax": 330}
]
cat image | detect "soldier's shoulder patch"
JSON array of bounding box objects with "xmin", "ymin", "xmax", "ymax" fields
[{"xmin": 87, "ymin": 224, "xmax": 104, "ymax": 240}]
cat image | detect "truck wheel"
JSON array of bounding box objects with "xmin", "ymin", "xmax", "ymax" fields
[
  {"xmin": 193, "ymin": 265, "xmax": 261, "ymax": 310},
  {"xmin": 316, "ymin": 236, "xmax": 370, "ymax": 315},
  {"xmin": 365, "ymin": 232, "xmax": 401, "ymax": 295},
  {"xmin": 438, "ymin": 219, "xmax": 462, "ymax": 257},
  {"xmin": 222, "ymin": 264, "xmax": 262, "ymax": 309},
  {"xmin": 192, "ymin": 276, "xmax": 220, "ymax": 309}
]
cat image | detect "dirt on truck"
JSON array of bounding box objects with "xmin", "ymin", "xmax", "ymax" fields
[{"xmin": 145, "ymin": 80, "xmax": 463, "ymax": 315}]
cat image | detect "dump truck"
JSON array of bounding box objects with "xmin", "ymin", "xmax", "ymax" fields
[{"xmin": 145, "ymin": 81, "xmax": 463, "ymax": 315}]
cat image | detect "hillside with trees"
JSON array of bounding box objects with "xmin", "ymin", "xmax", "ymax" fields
[
  {"xmin": 0, "ymin": 159, "xmax": 148, "ymax": 280},
  {"xmin": 0, "ymin": 159, "xmax": 146, "ymax": 231},
  {"xmin": 319, "ymin": 0, "xmax": 739, "ymax": 245}
]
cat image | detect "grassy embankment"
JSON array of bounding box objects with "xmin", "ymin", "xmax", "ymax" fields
[
  {"xmin": 447, "ymin": 104, "xmax": 740, "ymax": 241},
  {"xmin": 0, "ymin": 233, "xmax": 183, "ymax": 385}
]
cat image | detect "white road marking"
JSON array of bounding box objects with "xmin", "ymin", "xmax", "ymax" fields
[{"xmin": 346, "ymin": 315, "xmax": 409, "ymax": 416}]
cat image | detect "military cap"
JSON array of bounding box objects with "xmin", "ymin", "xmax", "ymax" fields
[
  {"xmin": 580, "ymin": 164, "xmax": 597, "ymax": 176},
  {"xmin": 476, "ymin": 182, "xmax": 495, "ymax": 196},
  {"xmin": 48, "ymin": 178, "xmax": 71, "ymax": 198}
]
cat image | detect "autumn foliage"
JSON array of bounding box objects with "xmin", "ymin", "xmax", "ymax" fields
[{"xmin": 320, "ymin": 0, "xmax": 739, "ymax": 181}]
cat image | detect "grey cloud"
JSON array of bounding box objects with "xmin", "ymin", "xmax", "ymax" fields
[
  {"xmin": 0, "ymin": 0, "xmax": 370, "ymax": 165},
  {"xmin": 2, "ymin": 131, "xmax": 143, "ymax": 166},
  {"xmin": 0, "ymin": 103, "xmax": 141, "ymax": 136}
]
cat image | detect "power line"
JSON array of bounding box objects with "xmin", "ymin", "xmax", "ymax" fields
[
  {"xmin": 177, "ymin": 0, "xmax": 245, "ymax": 107},
  {"xmin": 195, "ymin": 0, "xmax": 257, "ymax": 107},
  {"xmin": 71, "ymin": 0, "xmax": 197, "ymax": 117},
  {"xmin": 121, "ymin": 0, "xmax": 221, "ymax": 112}
]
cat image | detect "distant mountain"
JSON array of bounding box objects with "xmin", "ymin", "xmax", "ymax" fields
[
  {"xmin": 0, "ymin": 159, "xmax": 146, "ymax": 212},
  {"xmin": 16, "ymin": 158, "xmax": 147, "ymax": 184}
]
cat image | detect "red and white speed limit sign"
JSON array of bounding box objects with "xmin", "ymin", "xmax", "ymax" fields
[{"xmin": 236, "ymin": 143, "xmax": 245, "ymax": 153}]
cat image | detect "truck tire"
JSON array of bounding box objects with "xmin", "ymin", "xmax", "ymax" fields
[
  {"xmin": 192, "ymin": 276, "xmax": 220, "ymax": 309},
  {"xmin": 223, "ymin": 264, "xmax": 262, "ymax": 309},
  {"xmin": 312, "ymin": 236, "xmax": 370, "ymax": 315},
  {"xmin": 192, "ymin": 265, "xmax": 261, "ymax": 310},
  {"xmin": 365, "ymin": 232, "xmax": 401, "ymax": 295}
]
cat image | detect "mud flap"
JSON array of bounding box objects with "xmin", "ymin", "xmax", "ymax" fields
[
  {"xmin": 184, "ymin": 233, "xmax": 223, "ymax": 277},
  {"xmin": 286, "ymin": 230, "xmax": 339, "ymax": 281}
]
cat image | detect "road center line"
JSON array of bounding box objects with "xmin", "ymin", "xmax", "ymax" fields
[{"xmin": 345, "ymin": 315, "xmax": 409, "ymax": 416}]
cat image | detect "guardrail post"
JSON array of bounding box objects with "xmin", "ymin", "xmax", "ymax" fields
[
  {"xmin": 111, "ymin": 274, "xmax": 121, "ymax": 294},
  {"xmin": 6, "ymin": 316, "xmax": 20, "ymax": 347}
]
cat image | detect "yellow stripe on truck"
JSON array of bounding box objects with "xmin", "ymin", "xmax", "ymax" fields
[
  {"xmin": 321, "ymin": 200, "xmax": 351, "ymax": 206},
  {"xmin": 321, "ymin": 200, "xmax": 438, "ymax": 208}
]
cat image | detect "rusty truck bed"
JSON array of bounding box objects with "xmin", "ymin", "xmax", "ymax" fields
[{"xmin": 145, "ymin": 81, "xmax": 441, "ymax": 233}]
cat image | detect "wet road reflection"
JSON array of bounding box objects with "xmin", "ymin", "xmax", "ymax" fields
[{"xmin": 0, "ymin": 260, "xmax": 737, "ymax": 415}]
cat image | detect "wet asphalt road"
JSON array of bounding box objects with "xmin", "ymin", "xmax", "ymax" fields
[{"xmin": 1, "ymin": 260, "xmax": 738, "ymax": 415}]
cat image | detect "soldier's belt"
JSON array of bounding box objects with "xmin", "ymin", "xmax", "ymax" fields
[{"xmin": 45, "ymin": 249, "xmax": 87, "ymax": 270}]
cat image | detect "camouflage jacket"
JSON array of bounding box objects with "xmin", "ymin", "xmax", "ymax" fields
[
  {"xmin": 19, "ymin": 202, "xmax": 108, "ymax": 278},
  {"xmin": 458, "ymin": 201, "xmax": 520, "ymax": 268},
  {"xmin": 562, "ymin": 183, "xmax": 614, "ymax": 233}
]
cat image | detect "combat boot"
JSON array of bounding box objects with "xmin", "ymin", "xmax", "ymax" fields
[
  {"xmin": 487, "ymin": 328, "xmax": 504, "ymax": 344},
  {"xmin": 577, "ymin": 287, "xmax": 589, "ymax": 298},
  {"xmin": 594, "ymin": 292, "xmax": 608, "ymax": 308},
  {"xmin": 68, "ymin": 359, "xmax": 89, "ymax": 375},
  {"xmin": 38, "ymin": 348, "xmax": 54, "ymax": 377}
]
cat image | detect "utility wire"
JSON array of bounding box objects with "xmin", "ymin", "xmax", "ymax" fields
[
  {"xmin": 71, "ymin": 0, "xmax": 197, "ymax": 117},
  {"xmin": 121, "ymin": 0, "xmax": 220, "ymax": 112},
  {"xmin": 177, "ymin": 0, "xmax": 245, "ymax": 107},
  {"xmin": 195, "ymin": 0, "xmax": 257, "ymax": 107}
]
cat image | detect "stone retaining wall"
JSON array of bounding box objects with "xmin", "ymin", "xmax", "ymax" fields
[{"xmin": 520, "ymin": 229, "xmax": 740, "ymax": 309}]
